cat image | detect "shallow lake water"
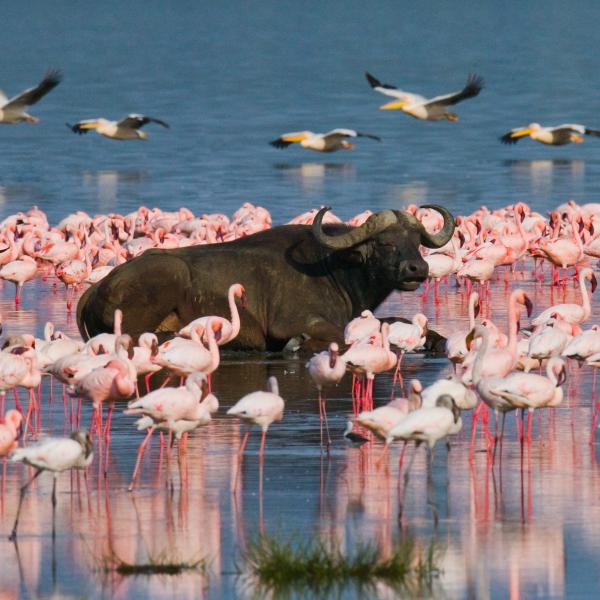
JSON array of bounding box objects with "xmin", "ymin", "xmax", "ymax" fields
[{"xmin": 0, "ymin": 266, "xmax": 599, "ymax": 599}]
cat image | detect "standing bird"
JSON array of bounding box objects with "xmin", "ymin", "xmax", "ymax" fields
[
  {"xmin": 8, "ymin": 431, "xmax": 93, "ymax": 540},
  {"xmin": 227, "ymin": 376, "xmax": 284, "ymax": 457},
  {"xmin": 344, "ymin": 310, "xmax": 381, "ymax": 345},
  {"xmin": 306, "ymin": 342, "xmax": 347, "ymax": 449},
  {"xmin": 365, "ymin": 72, "xmax": 483, "ymax": 121},
  {"xmin": 500, "ymin": 123, "xmax": 600, "ymax": 146},
  {"xmin": 532, "ymin": 268, "xmax": 596, "ymax": 327},
  {"xmin": 270, "ymin": 129, "xmax": 381, "ymax": 152},
  {"xmin": 0, "ymin": 256, "xmax": 37, "ymax": 306},
  {"xmin": 0, "ymin": 69, "xmax": 61, "ymax": 124},
  {"xmin": 67, "ymin": 114, "xmax": 169, "ymax": 140}
]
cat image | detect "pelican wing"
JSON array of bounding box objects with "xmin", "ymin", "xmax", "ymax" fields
[
  {"xmin": 424, "ymin": 74, "xmax": 483, "ymax": 107},
  {"xmin": 4, "ymin": 69, "xmax": 62, "ymax": 109},
  {"xmin": 323, "ymin": 128, "xmax": 382, "ymax": 142},
  {"xmin": 117, "ymin": 114, "xmax": 169, "ymax": 129},
  {"xmin": 553, "ymin": 124, "xmax": 585, "ymax": 135},
  {"xmin": 365, "ymin": 72, "xmax": 424, "ymax": 103}
]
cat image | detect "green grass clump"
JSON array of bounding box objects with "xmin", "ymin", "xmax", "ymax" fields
[
  {"xmin": 241, "ymin": 535, "xmax": 440, "ymax": 596},
  {"xmin": 100, "ymin": 549, "xmax": 205, "ymax": 577}
]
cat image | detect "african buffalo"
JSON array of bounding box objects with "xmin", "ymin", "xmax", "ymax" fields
[{"xmin": 77, "ymin": 205, "xmax": 455, "ymax": 351}]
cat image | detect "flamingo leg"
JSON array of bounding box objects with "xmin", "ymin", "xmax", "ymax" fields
[
  {"xmin": 128, "ymin": 426, "xmax": 156, "ymax": 492},
  {"xmin": 9, "ymin": 469, "xmax": 42, "ymax": 541}
]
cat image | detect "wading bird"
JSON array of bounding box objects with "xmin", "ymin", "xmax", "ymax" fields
[
  {"xmin": 365, "ymin": 72, "xmax": 483, "ymax": 121},
  {"xmin": 270, "ymin": 129, "xmax": 381, "ymax": 152},
  {"xmin": 0, "ymin": 69, "xmax": 61, "ymax": 124},
  {"xmin": 8, "ymin": 431, "xmax": 93, "ymax": 540},
  {"xmin": 67, "ymin": 114, "xmax": 169, "ymax": 140},
  {"xmin": 500, "ymin": 123, "xmax": 600, "ymax": 146}
]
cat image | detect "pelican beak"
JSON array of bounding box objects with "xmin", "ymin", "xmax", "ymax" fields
[
  {"xmin": 379, "ymin": 100, "xmax": 407, "ymax": 110},
  {"xmin": 78, "ymin": 121, "xmax": 100, "ymax": 130},
  {"xmin": 511, "ymin": 128, "xmax": 533, "ymax": 139},
  {"xmin": 282, "ymin": 133, "xmax": 309, "ymax": 142},
  {"xmin": 523, "ymin": 295, "xmax": 533, "ymax": 318},
  {"xmin": 591, "ymin": 273, "xmax": 598, "ymax": 294}
]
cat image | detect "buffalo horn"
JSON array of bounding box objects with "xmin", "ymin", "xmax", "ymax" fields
[
  {"xmin": 416, "ymin": 204, "xmax": 456, "ymax": 249},
  {"xmin": 312, "ymin": 207, "xmax": 398, "ymax": 250}
]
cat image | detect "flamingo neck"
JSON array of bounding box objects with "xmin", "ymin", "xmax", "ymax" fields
[
  {"xmin": 571, "ymin": 217, "xmax": 584, "ymax": 258},
  {"xmin": 507, "ymin": 294, "xmax": 520, "ymax": 360},
  {"xmin": 205, "ymin": 326, "xmax": 221, "ymax": 372},
  {"xmin": 228, "ymin": 286, "xmax": 241, "ymax": 340},
  {"xmin": 472, "ymin": 329, "xmax": 490, "ymax": 386},
  {"xmin": 579, "ymin": 274, "xmax": 592, "ymax": 319}
]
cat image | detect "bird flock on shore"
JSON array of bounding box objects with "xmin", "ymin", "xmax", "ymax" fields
[
  {"xmin": 0, "ymin": 197, "xmax": 600, "ymax": 534},
  {"xmin": 4, "ymin": 68, "xmax": 600, "ymax": 148}
]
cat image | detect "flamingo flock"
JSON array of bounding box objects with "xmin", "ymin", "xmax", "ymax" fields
[{"xmin": 3, "ymin": 197, "xmax": 600, "ymax": 536}]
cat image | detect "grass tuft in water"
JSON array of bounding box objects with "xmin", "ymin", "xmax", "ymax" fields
[
  {"xmin": 100, "ymin": 549, "xmax": 205, "ymax": 577},
  {"xmin": 241, "ymin": 535, "xmax": 440, "ymax": 595}
]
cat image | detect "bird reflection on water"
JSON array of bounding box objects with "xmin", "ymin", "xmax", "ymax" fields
[{"xmin": 0, "ymin": 277, "xmax": 598, "ymax": 598}]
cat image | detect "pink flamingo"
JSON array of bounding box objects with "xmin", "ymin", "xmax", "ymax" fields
[
  {"xmin": 532, "ymin": 268, "xmax": 596, "ymax": 327},
  {"xmin": 342, "ymin": 323, "xmax": 396, "ymax": 410},
  {"xmin": 131, "ymin": 332, "xmax": 162, "ymax": 392},
  {"xmin": 124, "ymin": 372, "xmax": 214, "ymax": 490},
  {"xmin": 153, "ymin": 321, "xmax": 222, "ymax": 378},
  {"xmin": 83, "ymin": 308, "xmax": 123, "ymax": 355},
  {"xmin": 178, "ymin": 283, "xmax": 247, "ymax": 345},
  {"xmin": 306, "ymin": 342, "xmax": 346, "ymax": 448},
  {"xmin": 227, "ymin": 376, "xmax": 284, "ymax": 459},
  {"xmin": 387, "ymin": 313, "xmax": 428, "ymax": 386},
  {"xmin": 0, "ymin": 256, "xmax": 37, "ymax": 305},
  {"xmin": 55, "ymin": 251, "xmax": 92, "ymax": 310},
  {"xmin": 423, "ymin": 233, "xmax": 462, "ymax": 302},
  {"xmin": 488, "ymin": 357, "xmax": 566, "ymax": 441},
  {"xmin": 344, "ymin": 310, "xmax": 381, "ymax": 345},
  {"xmin": 446, "ymin": 292, "xmax": 480, "ymax": 368}
]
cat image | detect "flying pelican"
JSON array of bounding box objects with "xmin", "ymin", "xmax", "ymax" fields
[
  {"xmin": 500, "ymin": 123, "xmax": 600, "ymax": 146},
  {"xmin": 0, "ymin": 69, "xmax": 62, "ymax": 124},
  {"xmin": 365, "ymin": 72, "xmax": 483, "ymax": 121},
  {"xmin": 67, "ymin": 114, "xmax": 169, "ymax": 140},
  {"xmin": 270, "ymin": 129, "xmax": 381, "ymax": 152}
]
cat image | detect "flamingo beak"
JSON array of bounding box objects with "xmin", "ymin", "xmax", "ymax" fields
[
  {"xmin": 241, "ymin": 291, "xmax": 248, "ymax": 308},
  {"xmin": 458, "ymin": 231, "xmax": 465, "ymax": 247},
  {"xmin": 591, "ymin": 273, "xmax": 598, "ymax": 294},
  {"xmin": 213, "ymin": 324, "xmax": 222, "ymax": 342},
  {"xmin": 557, "ymin": 366, "xmax": 567, "ymax": 387},
  {"xmin": 127, "ymin": 340, "xmax": 135, "ymax": 360},
  {"xmin": 474, "ymin": 301, "xmax": 481, "ymax": 319},
  {"xmin": 579, "ymin": 219, "xmax": 585, "ymax": 233},
  {"xmin": 452, "ymin": 401, "xmax": 461, "ymax": 424},
  {"xmin": 524, "ymin": 295, "xmax": 533, "ymax": 318},
  {"xmin": 465, "ymin": 328, "xmax": 475, "ymax": 351},
  {"xmin": 151, "ymin": 339, "xmax": 159, "ymax": 357},
  {"xmin": 520, "ymin": 209, "xmax": 526, "ymax": 223},
  {"xmin": 329, "ymin": 350, "xmax": 337, "ymax": 369}
]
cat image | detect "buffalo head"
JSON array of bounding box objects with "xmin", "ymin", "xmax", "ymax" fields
[{"xmin": 312, "ymin": 205, "xmax": 455, "ymax": 290}]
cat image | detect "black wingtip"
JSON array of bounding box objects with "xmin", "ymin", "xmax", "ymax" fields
[
  {"xmin": 365, "ymin": 71, "xmax": 381, "ymax": 88},
  {"xmin": 585, "ymin": 128, "xmax": 600, "ymax": 138}
]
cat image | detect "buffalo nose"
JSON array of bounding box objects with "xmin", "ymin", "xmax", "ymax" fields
[{"xmin": 403, "ymin": 259, "xmax": 428, "ymax": 280}]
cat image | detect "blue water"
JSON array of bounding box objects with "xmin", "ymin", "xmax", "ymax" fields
[
  {"xmin": 2, "ymin": 3, "xmax": 600, "ymax": 598},
  {"xmin": 2, "ymin": 1, "xmax": 600, "ymax": 225}
]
